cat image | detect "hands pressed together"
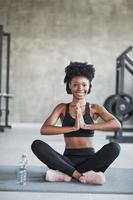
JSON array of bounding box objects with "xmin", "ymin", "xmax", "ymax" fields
[{"xmin": 74, "ymin": 103, "xmax": 86, "ymax": 131}]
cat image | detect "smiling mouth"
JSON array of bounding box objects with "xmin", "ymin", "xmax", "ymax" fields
[{"xmin": 75, "ymin": 92, "xmax": 85, "ymax": 95}]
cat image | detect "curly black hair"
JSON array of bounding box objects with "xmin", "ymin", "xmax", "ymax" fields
[{"xmin": 64, "ymin": 61, "xmax": 95, "ymax": 94}]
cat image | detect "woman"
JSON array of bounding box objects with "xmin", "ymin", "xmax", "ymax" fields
[{"xmin": 31, "ymin": 62, "xmax": 121, "ymax": 185}]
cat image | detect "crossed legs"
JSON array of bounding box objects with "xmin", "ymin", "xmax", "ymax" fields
[{"xmin": 31, "ymin": 140, "xmax": 120, "ymax": 184}]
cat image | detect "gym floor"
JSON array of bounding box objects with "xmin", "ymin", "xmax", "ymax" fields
[{"xmin": 0, "ymin": 123, "xmax": 133, "ymax": 200}]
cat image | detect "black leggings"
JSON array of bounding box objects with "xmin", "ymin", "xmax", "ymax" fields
[{"xmin": 31, "ymin": 140, "xmax": 120, "ymax": 177}]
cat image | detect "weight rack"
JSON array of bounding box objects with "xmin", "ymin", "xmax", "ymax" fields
[
  {"xmin": 107, "ymin": 46, "xmax": 133, "ymax": 143},
  {"xmin": 0, "ymin": 25, "xmax": 12, "ymax": 132}
]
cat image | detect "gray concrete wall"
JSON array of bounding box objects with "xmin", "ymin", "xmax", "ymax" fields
[{"xmin": 0, "ymin": 0, "xmax": 133, "ymax": 123}]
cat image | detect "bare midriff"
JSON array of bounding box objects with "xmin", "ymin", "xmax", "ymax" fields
[{"xmin": 64, "ymin": 137, "xmax": 93, "ymax": 149}]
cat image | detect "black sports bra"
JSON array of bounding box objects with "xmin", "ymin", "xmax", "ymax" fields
[{"xmin": 62, "ymin": 102, "xmax": 94, "ymax": 137}]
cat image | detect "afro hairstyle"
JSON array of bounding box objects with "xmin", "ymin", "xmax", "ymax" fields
[{"xmin": 64, "ymin": 61, "xmax": 95, "ymax": 94}]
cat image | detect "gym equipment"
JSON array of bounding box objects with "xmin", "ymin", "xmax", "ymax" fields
[
  {"xmin": 0, "ymin": 165, "xmax": 133, "ymax": 194},
  {"xmin": 104, "ymin": 46, "xmax": 133, "ymax": 143},
  {"xmin": 0, "ymin": 25, "xmax": 12, "ymax": 132},
  {"xmin": 104, "ymin": 93, "xmax": 133, "ymax": 122}
]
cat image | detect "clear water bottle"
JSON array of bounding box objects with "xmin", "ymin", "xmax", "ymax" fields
[{"xmin": 17, "ymin": 154, "xmax": 28, "ymax": 185}]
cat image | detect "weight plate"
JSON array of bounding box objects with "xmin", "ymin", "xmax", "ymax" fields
[{"xmin": 104, "ymin": 93, "xmax": 133, "ymax": 121}]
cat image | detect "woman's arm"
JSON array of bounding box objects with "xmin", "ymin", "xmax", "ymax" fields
[
  {"xmin": 81, "ymin": 104, "xmax": 121, "ymax": 131},
  {"xmin": 40, "ymin": 103, "xmax": 79, "ymax": 135}
]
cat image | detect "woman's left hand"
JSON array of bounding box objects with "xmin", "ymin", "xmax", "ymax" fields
[{"xmin": 76, "ymin": 103, "xmax": 86, "ymax": 129}]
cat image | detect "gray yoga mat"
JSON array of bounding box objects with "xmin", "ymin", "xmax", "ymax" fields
[{"xmin": 0, "ymin": 165, "xmax": 133, "ymax": 194}]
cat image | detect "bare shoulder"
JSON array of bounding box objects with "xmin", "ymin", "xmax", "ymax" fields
[
  {"xmin": 89, "ymin": 103, "xmax": 108, "ymax": 120},
  {"xmin": 52, "ymin": 103, "xmax": 68, "ymax": 121},
  {"xmin": 53, "ymin": 103, "xmax": 66, "ymax": 113},
  {"xmin": 42, "ymin": 103, "xmax": 66, "ymax": 125},
  {"xmin": 55, "ymin": 103, "xmax": 65, "ymax": 109},
  {"xmin": 90, "ymin": 103, "xmax": 104, "ymax": 112},
  {"xmin": 90, "ymin": 102, "xmax": 118, "ymax": 121}
]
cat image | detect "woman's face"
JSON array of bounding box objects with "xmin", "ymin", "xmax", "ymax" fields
[{"xmin": 69, "ymin": 76, "xmax": 90, "ymax": 99}]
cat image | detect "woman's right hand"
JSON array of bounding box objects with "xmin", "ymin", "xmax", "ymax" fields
[
  {"xmin": 74, "ymin": 103, "xmax": 86, "ymax": 131},
  {"xmin": 73, "ymin": 103, "xmax": 81, "ymax": 131},
  {"xmin": 74, "ymin": 107, "xmax": 80, "ymax": 131}
]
